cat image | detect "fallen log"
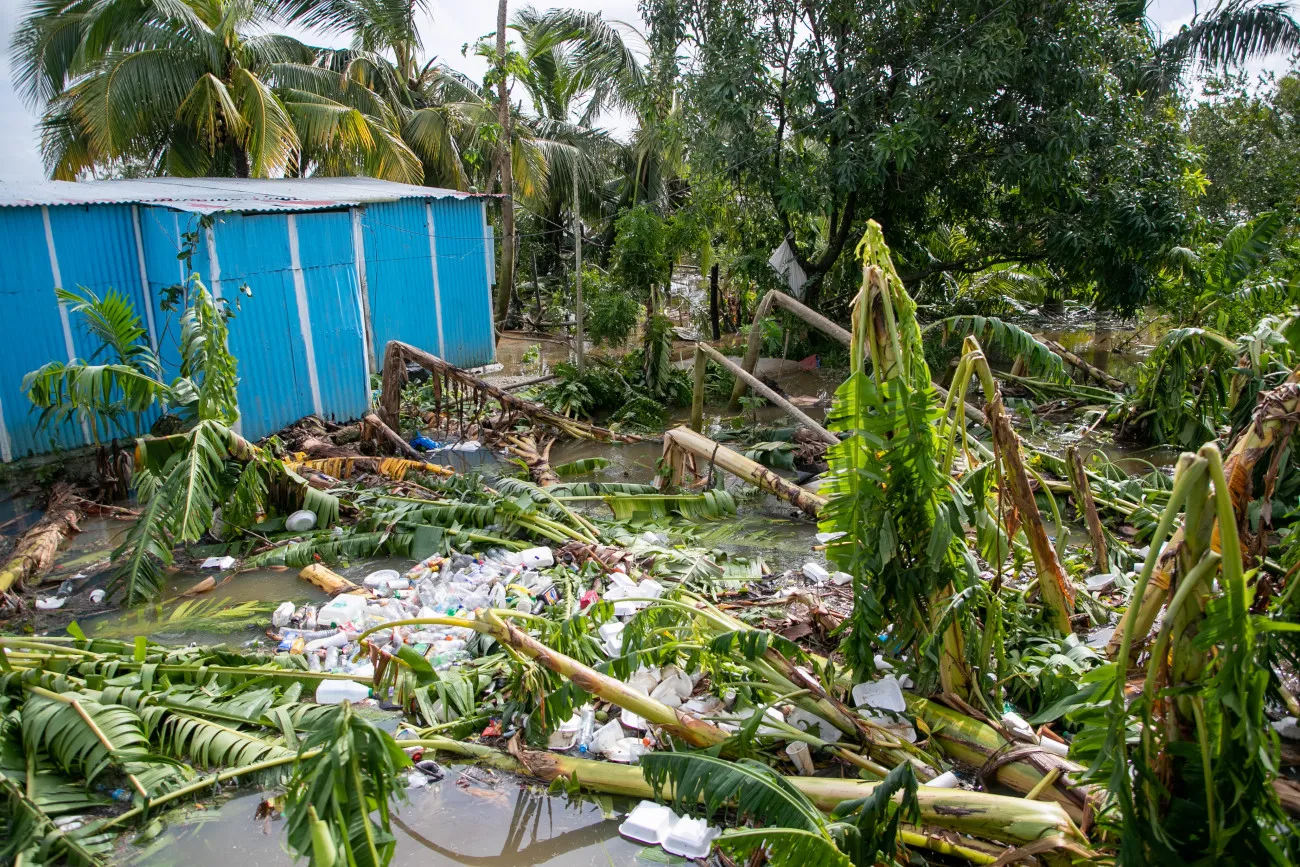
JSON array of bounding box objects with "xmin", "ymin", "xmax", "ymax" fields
[
  {"xmin": 380, "ymin": 341, "xmax": 641, "ymax": 443},
  {"xmin": 661, "ymin": 425, "xmax": 827, "ymax": 518},
  {"xmin": 0, "ymin": 484, "xmax": 83, "ymax": 596},
  {"xmin": 414, "ymin": 737, "xmax": 1087, "ymax": 855},
  {"xmin": 727, "ymin": 288, "xmax": 988, "ymax": 426},
  {"xmin": 1043, "ymin": 339, "xmax": 1126, "ymax": 391},
  {"xmin": 696, "ymin": 343, "xmax": 837, "ymax": 444}
]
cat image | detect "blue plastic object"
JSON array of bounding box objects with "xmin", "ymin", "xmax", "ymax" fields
[{"xmin": 409, "ymin": 435, "xmax": 441, "ymax": 451}]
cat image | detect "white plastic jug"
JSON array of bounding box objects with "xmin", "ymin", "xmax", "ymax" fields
[{"xmin": 315, "ymin": 680, "xmax": 370, "ymax": 704}]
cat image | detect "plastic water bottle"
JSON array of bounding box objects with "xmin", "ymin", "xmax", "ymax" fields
[
  {"xmin": 576, "ymin": 707, "xmax": 596, "ymax": 754},
  {"xmin": 325, "ymin": 646, "xmax": 340, "ymax": 671},
  {"xmin": 315, "ymin": 680, "xmax": 371, "ymax": 704}
]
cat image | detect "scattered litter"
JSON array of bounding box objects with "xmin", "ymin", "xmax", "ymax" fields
[
  {"xmin": 1084, "ymin": 572, "xmax": 1117, "ymax": 592},
  {"xmin": 89, "ymin": 588, "xmax": 105, "ymax": 604},
  {"xmin": 925, "ymin": 771, "xmax": 960, "ymax": 788},
  {"xmin": 1001, "ymin": 711, "xmax": 1037, "ymax": 742},
  {"xmin": 1272, "ymin": 717, "xmax": 1300, "ymax": 740},
  {"xmin": 785, "ymin": 740, "xmax": 814, "ymax": 775},
  {"xmin": 662, "ymin": 816, "xmax": 720, "ymax": 859},
  {"xmin": 201, "ymin": 555, "xmax": 237, "ymax": 570},
  {"xmin": 829, "ymin": 570, "xmax": 853, "ymax": 585},
  {"xmin": 801, "ymin": 562, "xmax": 830, "ymax": 582},
  {"xmin": 414, "ymin": 759, "xmax": 444, "ymax": 781},
  {"xmin": 852, "ymin": 676, "xmax": 907, "ymax": 712},
  {"xmin": 619, "ymin": 801, "xmax": 677, "ymax": 845},
  {"xmin": 1085, "ymin": 625, "xmax": 1115, "ymax": 650},
  {"xmin": 409, "ymin": 435, "xmax": 441, "ymax": 451},
  {"xmin": 315, "ymin": 680, "xmax": 371, "ymax": 704},
  {"xmin": 271, "ymin": 601, "xmax": 296, "ymax": 628},
  {"xmin": 35, "ymin": 597, "xmax": 66, "ymax": 610},
  {"xmin": 814, "ymin": 531, "xmax": 846, "ymax": 544},
  {"xmin": 1039, "ymin": 737, "xmax": 1070, "ymax": 757},
  {"xmin": 285, "ymin": 509, "xmax": 317, "ymax": 532},
  {"xmin": 787, "ymin": 708, "xmax": 841, "ymax": 743}
]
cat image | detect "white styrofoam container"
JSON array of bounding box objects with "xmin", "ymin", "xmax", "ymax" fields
[
  {"xmin": 618, "ymin": 801, "xmax": 677, "ymax": 845},
  {"xmin": 662, "ymin": 816, "xmax": 720, "ymax": 859},
  {"xmin": 852, "ymin": 675, "xmax": 907, "ymax": 712}
]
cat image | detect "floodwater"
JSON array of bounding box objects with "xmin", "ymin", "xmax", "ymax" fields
[
  {"xmin": 121, "ymin": 778, "xmax": 677, "ymax": 867},
  {"xmin": 40, "ymin": 322, "xmax": 1143, "ymax": 866}
]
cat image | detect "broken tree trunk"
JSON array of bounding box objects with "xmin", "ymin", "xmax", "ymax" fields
[
  {"xmin": 690, "ymin": 347, "xmax": 706, "ymax": 432},
  {"xmin": 380, "ymin": 341, "xmax": 640, "ymax": 443},
  {"xmin": 505, "ymin": 433, "xmax": 560, "ymax": 487},
  {"xmin": 661, "ymin": 425, "xmax": 827, "ymax": 518},
  {"xmin": 362, "ymin": 412, "xmax": 423, "ymax": 460},
  {"xmin": 1066, "ymin": 446, "xmax": 1109, "ymax": 573},
  {"xmin": 0, "ymin": 484, "xmax": 83, "ymax": 595},
  {"xmin": 1043, "ymin": 339, "xmax": 1126, "ymax": 391},
  {"xmin": 1107, "ymin": 374, "xmax": 1300, "ymax": 659},
  {"xmin": 697, "ymin": 343, "xmax": 836, "ymax": 445}
]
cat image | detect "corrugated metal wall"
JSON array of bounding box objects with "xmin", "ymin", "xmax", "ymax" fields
[
  {"xmin": 0, "ymin": 204, "xmax": 163, "ymax": 459},
  {"xmin": 0, "ymin": 192, "xmax": 492, "ymax": 460},
  {"xmin": 361, "ymin": 198, "xmax": 496, "ymax": 369}
]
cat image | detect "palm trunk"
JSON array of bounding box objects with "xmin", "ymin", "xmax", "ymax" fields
[{"xmin": 492, "ymin": 0, "xmax": 516, "ymax": 332}]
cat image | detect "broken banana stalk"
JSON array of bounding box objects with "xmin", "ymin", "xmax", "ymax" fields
[
  {"xmin": 412, "ymin": 736, "xmax": 1088, "ymax": 859},
  {"xmin": 354, "ymin": 611, "xmax": 730, "ymax": 749}
]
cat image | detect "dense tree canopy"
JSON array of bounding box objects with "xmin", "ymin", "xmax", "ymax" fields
[{"xmin": 642, "ymin": 0, "xmax": 1201, "ymax": 312}]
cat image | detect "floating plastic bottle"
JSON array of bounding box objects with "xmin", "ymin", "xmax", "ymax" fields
[{"xmin": 315, "ymin": 680, "xmax": 371, "ymax": 704}]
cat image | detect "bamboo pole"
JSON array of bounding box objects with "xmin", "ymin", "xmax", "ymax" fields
[
  {"xmin": 1107, "ymin": 374, "xmax": 1300, "ymax": 657},
  {"xmin": 0, "ymin": 483, "xmax": 83, "ymax": 594},
  {"xmin": 691, "ymin": 346, "xmax": 706, "ymax": 432},
  {"xmin": 697, "ymin": 343, "xmax": 836, "ymax": 444},
  {"xmin": 1065, "ymin": 446, "xmax": 1108, "ymax": 573},
  {"xmin": 728, "ymin": 289, "xmax": 778, "ymax": 409},
  {"xmin": 661, "ymin": 426, "xmax": 827, "ymax": 517},
  {"xmin": 727, "ymin": 288, "xmax": 988, "ymax": 425}
]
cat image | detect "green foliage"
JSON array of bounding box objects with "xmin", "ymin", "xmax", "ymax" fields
[
  {"xmin": 580, "ymin": 267, "xmax": 641, "ymax": 347},
  {"xmin": 612, "ymin": 206, "xmax": 671, "ymax": 301},
  {"xmin": 284, "ymin": 702, "xmax": 410, "ymax": 867},
  {"xmin": 1122, "ymin": 327, "xmax": 1237, "ymax": 448}
]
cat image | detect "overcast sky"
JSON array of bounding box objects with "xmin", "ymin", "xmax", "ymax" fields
[{"xmin": 0, "ymin": 0, "xmax": 1285, "ymax": 183}]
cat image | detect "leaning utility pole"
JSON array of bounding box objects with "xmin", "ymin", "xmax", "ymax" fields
[
  {"xmin": 492, "ymin": 0, "xmax": 516, "ymax": 335},
  {"xmin": 573, "ymin": 171, "xmax": 584, "ymax": 372}
]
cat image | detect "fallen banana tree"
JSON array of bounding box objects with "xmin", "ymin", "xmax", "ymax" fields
[
  {"xmin": 0, "ymin": 483, "xmax": 83, "ymax": 596},
  {"xmin": 1106, "ymin": 372, "xmax": 1300, "ymax": 658},
  {"xmin": 412, "ymin": 736, "xmax": 1088, "ymax": 860}
]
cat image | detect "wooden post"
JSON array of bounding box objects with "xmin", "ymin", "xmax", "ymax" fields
[
  {"xmin": 691, "ymin": 346, "xmax": 707, "ymax": 432},
  {"xmin": 728, "ymin": 289, "xmax": 777, "ymax": 409},
  {"xmin": 531, "ymin": 249, "xmax": 542, "ymax": 325},
  {"xmin": 573, "ymin": 171, "xmax": 584, "ymax": 372},
  {"xmin": 662, "ymin": 426, "xmax": 827, "ymax": 518},
  {"xmin": 698, "ymin": 343, "xmax": 837, "ymax": 445},
  {"xmin": 1066, "ymin": 446, "xmax": 1109, "ymax": 573},
  {"xmin": 709, "ymin": 263, "xmax": 721, "ymax": 341}
]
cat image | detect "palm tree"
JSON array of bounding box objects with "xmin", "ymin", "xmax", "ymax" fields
[
  {"xmin": 1135, "ymin": 0, "xmax": 1300, "ymax": 94},
  {"xmin": 11, "ymin": 0, "xmax": 422, "ymax": 180}
]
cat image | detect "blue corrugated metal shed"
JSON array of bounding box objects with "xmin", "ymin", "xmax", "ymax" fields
[{"xmin": 0, "ymin": 178, "xmax": 497, "ymax": 459}]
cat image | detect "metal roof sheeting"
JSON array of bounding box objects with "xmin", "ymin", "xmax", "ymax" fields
[{"xmin": 0, "ymin": 177, "xmax": 486, "ymax": 215}]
